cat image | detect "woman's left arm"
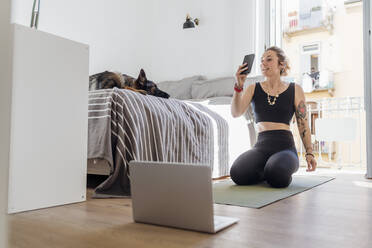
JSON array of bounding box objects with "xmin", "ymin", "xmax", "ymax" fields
[{"xmin": 294, "ymin": 84, "xmax": 317, "ymax": 171}]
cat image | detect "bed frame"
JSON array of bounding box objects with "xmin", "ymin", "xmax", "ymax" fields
[{"xmin": 87, "ymin": 159, "xmax": 111, "ymax": 175}]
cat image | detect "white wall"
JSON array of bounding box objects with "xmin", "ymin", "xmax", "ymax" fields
[
  {"xmin": 150, "ymin": 0, "xmax": 256, "ymax": 81},
  {"xmin": 11, "ymin": 0, "xmax": 152, "ymax": 77},
  {"xmin": 149, "ymin": 0, "xmax": 235, "ymax": 80},
  {"xmin": 233, "ymin": 0, "xmax": 257, "ymax": 73},
  {"xmin": 11, "ymin": 0, "xmax": 255, "ymax": 81},
  {"xmin": 0, "ymin": 0, "xmax": 12, "ymax": 245}
]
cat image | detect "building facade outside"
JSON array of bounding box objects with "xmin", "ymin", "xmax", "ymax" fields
[{"xmin": 281, "ymin": 0, "xmax": 365, "ymax": 168}]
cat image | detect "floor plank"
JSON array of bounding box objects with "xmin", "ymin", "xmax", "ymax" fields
[{"xmin": 8, "ymin": 169, "xmax": 372, "ymax": 248}]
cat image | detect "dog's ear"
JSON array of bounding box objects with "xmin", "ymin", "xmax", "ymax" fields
[{"xmin": 137, "ymin": 68, "xmax": 147, "ymax": 84}]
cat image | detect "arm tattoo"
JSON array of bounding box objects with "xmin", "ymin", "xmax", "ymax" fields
[
  {"xmin": 295, "ymin": 100, "xmax": 312, "ymax": 152},
  {"xmin": 298, "ymin": 120, "xmax": 306, "ymax": 138},
  {"xmin": 295, "ymin": 101, "xmax": 307, "ymax": 138},
  {"xmin": 296, "ymin": 101, "xmax": 307, "ymax": 138},
  {"xmin": 295, "ymin": 101, "xmax": 307, "ymax": 120}
]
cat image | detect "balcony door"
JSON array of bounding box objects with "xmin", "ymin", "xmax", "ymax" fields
[{"xmin": 268, "ymin": 0, "xmax": 371, "ymax": 177}]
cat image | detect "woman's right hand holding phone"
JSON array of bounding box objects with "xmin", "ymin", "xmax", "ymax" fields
[{"xmin": 235, "ymin": 63, "xmax": 248, "ymax": 88}]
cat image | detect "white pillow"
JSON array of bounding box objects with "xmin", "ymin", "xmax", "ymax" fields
[
  {"xmin": 191, "ymin": 77, "xmax": 235, "ymax": 99},
  {"xmin": 157, "ymin": 75, "xmax": 207, "ymax": 100}
]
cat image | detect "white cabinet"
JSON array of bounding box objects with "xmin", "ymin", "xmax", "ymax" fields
[{"xmin": 8, "ymin": 24, "xmax": 89, "ymax": 213}]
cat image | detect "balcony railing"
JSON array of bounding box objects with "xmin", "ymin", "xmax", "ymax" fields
[{"xmin": 292, "ymin": 97, "xmax": 365, "ymax": 169}]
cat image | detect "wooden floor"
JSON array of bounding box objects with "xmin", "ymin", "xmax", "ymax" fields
[{"xmin": 7, "ymin": 169, "xmax": 372, "ymax": 248}]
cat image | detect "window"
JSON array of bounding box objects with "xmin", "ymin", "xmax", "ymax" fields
[
  {"xmin": 302, "ymin": 43, "xmax": 320, "ymax": 53},
  {"xmin": 300, "ymin": 42, "xmax": 321, "ymax": 89},
  {"xmin": 274, "ymin": 0, "xmax": 371, "ymax": 177}
]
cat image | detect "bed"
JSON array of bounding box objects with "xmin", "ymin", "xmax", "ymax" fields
[{"xmin": 87, "ymin": 75, "xmax": 255, "ymax": 198}]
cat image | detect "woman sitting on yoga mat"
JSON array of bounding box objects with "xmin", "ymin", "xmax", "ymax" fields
[{"xmin": 230, "ymin": 46, "xmax": 317, "ymax": 188}]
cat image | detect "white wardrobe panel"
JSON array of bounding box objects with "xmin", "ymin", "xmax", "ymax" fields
[{"xmin": 8, "ymin": 24, "xmax": 89, "ymax": 213}]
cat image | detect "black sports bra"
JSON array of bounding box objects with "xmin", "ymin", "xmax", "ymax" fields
[{"xmin": 250, "ymin": 82, "xmax": 295, "ymax": 125}]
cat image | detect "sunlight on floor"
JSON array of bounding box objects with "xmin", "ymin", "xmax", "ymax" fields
[
  {"xmin": 294, "ymin": 167, "xmax": 366, "ymax": 176},
  {"xmin": 353, "ymin": 181, "xmax": 372, "ymax": 188}
]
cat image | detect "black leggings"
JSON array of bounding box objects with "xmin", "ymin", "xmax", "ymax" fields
[{"xmin": 230, "ymin": 130, "xmax": 299, "ymax": 188}]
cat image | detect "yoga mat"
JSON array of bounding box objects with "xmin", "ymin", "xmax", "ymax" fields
[{"xmin": 213, "ymin": 175, "xmax": 335, "ymax": 208}]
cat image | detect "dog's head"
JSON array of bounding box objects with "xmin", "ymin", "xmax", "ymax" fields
[
  {"xmin": 97, "ymin": 71, "xmax": 124, "ymax": 89},
  {"xmin": 136, "ymin": 69, "xmax": 170, "ymax": 99}
]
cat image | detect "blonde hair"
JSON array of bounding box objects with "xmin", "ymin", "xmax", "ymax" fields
[{"xmin": 265, "ymin": 46, "xmax": 291, "ymax": 76}]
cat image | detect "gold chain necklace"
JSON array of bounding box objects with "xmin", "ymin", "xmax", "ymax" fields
[
  {"xmin": 267, "ymin": 93, "xmax": 279, "ymax": 105},
  {"xmin": 262, "ymin": 82, "xmax": 286, "ymax": 106}
]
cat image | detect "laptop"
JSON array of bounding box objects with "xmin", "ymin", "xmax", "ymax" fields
[{"xmin": 129, "ymin": 160, "xmax": 239, "ymax": 233}]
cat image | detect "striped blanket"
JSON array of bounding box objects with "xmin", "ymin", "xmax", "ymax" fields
[{"xmin": 88, "ymin": 88, "xmax": 229, "ymax": 197}]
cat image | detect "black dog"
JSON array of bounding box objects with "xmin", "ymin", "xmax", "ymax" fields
[{"xmin": 89, "ymin": 69, "xmax": 170, "ymax": 99}]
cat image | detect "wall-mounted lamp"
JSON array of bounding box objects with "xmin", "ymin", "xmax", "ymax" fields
[{"xmin": 183, "ymin": 14, "xmax": 199, "ymax": 29}]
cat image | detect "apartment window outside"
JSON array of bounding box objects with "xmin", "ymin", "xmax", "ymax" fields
[
  {"xmin": 277, "ymin": 0, "xmax": 366, "ymax": 169},
  {"xmin": 300, "ymin": 42, "xmax": 323, "ymax": 93}
]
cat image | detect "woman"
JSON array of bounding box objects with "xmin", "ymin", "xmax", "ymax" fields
[{"xmin": 230, "ymin": 46, "xmax": 317, "ymax": 188}]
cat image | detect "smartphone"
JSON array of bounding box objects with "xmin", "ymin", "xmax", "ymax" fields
[{"xmin": 240, "ymin": 54, "xmax": 255, "ymax": 75}]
